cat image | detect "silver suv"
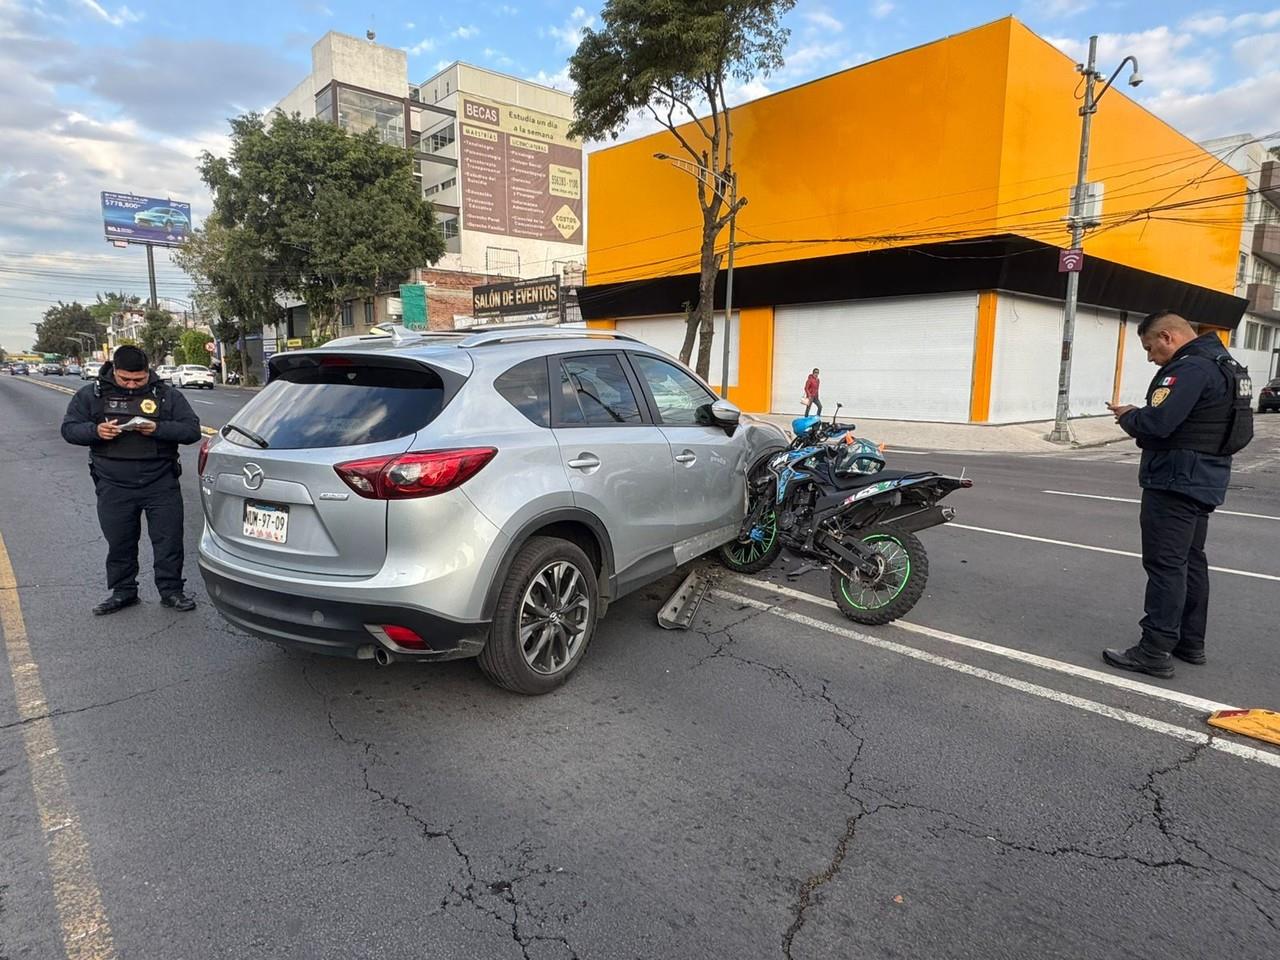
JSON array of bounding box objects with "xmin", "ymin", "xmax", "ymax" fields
[{"xmin": 197, "ymin": 326, "xmax": 785, "ymax": 694}]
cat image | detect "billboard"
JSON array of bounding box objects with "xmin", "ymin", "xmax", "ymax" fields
[
  {"xmin": 101, "ymin": 192, "xmax": 192, "ymax": 246},
  {"xmin": 458, "ymin": 95, "xmax": 583, "ymax": 244},
  {"xmin": 473, "ymin": 275, "xmax": 561, "ymax": 318}
]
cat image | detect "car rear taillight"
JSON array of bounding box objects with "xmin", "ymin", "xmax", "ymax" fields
[
  {"xmin": 380, "ymin": 625, "xmax": 428, "ymax": 649},
  {"xmin": 197, "ymin": 435, "xmax": 211, "ymax": 475},
  {"xmin": 334, "ymin": 448, "xmax": 497, "ymax": 500}
]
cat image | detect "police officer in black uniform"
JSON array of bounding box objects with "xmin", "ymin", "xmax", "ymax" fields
[
  {"xmin": 61, "ymin": 345, "xmax": 202, "ymax": 615},
  {"xmin": 1102, "ymin": 310, "xmax": 1252, "ymax": 678}
]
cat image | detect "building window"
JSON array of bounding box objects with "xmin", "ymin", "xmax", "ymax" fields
[
  {"xmin": 1244, "ymin": 321, "xmax": 1258, "ymax": 350},
  {"xmin": 1238, "ymin": 252, "xmax": 1249, "ymax": 285},
  {"xmin": 440, "ymin": 216, "xmax": 460, "ymax": 239},
  {"xmin": 315, "ymin": 85, "xmax": 334, "ymax": 121},
  {"xmin": 336, "ymin": 87, "xmax": 406, "ymax": 147},
  {"xmin": 364, "ymin": 300, "xmax": 374, "ymax": 327},
  {"xmin": 428, "ymin": 126, "xmax": 456, "ymax": 152},
  {"xmin": 1261, "ymin": 325, "xmax": 1275, "ymax": 354},
  {"xmin": 341, "ymin": 301, "xmax": 354, "ymax": 328}
]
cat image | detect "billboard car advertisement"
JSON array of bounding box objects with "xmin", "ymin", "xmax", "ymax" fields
[{"xmin": 101, "ymin": 192, "xmax": 192, "ymax": 246}]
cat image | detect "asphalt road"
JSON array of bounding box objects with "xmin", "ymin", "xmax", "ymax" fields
[{"xmin": 2, "ymin": 373, "xmax": 1278, "ymax": 960}]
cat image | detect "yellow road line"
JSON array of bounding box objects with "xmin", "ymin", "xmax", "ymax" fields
[
  {"xmin": 13, "ymin": 375, "xmax": 218, "ymax": 435},
  {"xmin": 0, "ymin": 530, "xmax": 116, "ymax": 959}
]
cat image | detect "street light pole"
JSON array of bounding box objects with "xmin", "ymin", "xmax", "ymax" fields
[
  {"xmin": 720, "ymin": 170, "xmax": 738, "ymax": 401},
  {"xmin": 1049, "ymin": 37, "xmax": 1142, "ymax": 444}
]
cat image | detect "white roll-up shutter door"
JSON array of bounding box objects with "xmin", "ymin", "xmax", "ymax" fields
[{"xmin": 771, "ymin": 294, "xmax": 977, "ymax": 422}]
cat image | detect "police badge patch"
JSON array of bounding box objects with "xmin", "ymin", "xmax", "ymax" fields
[
  {"xmin": 1151, "ymin": 387, "xmax": 1171, "ymax": 407},
  {"xmin": 140, "ymin": 398, "xmax": 158, "ymax": 415}
]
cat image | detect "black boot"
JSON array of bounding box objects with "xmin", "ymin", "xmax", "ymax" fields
[
  {"xmin": 160, "ymin": 593, "xmax": 196, "ymax": 612},
  {"xmin": 1102, "ymin": 644, "xmax": 1174, "ymax": 679},
  {"xmin": 1171, "ymin": 646, "xmax": 1206, "ymax": 665},
  {"xmin": 93, "ymin": 594, "xmax": 139, "ymax": 616}
]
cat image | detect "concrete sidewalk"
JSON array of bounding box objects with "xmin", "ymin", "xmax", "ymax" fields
[{"xmin": 755, "ymin": 413, "xmax": 1131, "ymax": 453}]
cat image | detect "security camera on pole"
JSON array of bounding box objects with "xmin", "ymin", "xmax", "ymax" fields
[{"xmin": 1048, "ymin": 36, "xmax": 1141, "ymax": 444}]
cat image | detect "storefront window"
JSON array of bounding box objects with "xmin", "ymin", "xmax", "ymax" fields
[{"xmin": 337, "ymin": 88, "xmax": 406, "ymax": 147}]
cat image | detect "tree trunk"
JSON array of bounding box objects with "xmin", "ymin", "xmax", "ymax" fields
[
  {"xmin": 678, "ymin": 302, "xmax": 698, "ymax": 365},
  {"xmin": 692, "ymin": 215, "xmax": 721, "ymax": 382}
]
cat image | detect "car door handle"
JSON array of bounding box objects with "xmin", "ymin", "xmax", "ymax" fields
[
  {"xmin": 674, "ymin": 452, "xmax": 697, "ymax": 464},
  {"xmin": 567, "ymin": 455, "xmax": 601, "ymax": 470}
]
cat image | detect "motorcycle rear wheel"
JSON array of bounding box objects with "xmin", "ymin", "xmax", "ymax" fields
[{"xmin": 829, "ymin": 525, "xmax": 928, "ymax": 625}]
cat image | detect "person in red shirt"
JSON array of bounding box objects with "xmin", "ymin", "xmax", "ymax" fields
[{"xmin": 803, "ymin": 368, "xmax": 822, "ymax": 417}]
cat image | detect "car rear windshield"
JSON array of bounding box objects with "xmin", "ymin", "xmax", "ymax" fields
[{"xmin": 224, "ymin": 357, "xmax": 448, "ymax": 449}]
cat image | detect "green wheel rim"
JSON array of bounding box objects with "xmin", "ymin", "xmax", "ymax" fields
[
  {"xmin": 839, "ymin": 534, "xmax": 911, "ymax": 610},
  {"xmin": 727, "ymin": 511, "xmax": 778, "ymax": 566}
]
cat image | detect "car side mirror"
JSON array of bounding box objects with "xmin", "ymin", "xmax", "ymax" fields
[{"xmin": 710, "ymin": 399, "xmax": 741, "ymax": 433}]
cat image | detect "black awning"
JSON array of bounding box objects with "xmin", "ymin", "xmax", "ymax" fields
[{"xmin": 577, "ymin": 235, "xmax": 1248, "ymax": 330}]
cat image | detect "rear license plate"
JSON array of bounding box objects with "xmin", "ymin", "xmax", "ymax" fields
[{"xmin": 244, "ymin": 502, "xmax": 289, "ymax": 543}]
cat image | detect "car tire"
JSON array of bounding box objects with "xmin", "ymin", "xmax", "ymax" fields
[{"xmin": 478, "ymin": 536, "xmax": 599, "ymax": 695}]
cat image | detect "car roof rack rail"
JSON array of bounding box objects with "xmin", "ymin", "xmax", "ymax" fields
[{"xmin": 459, "ymin": 326, "xmax": 641, "ymax": 348}]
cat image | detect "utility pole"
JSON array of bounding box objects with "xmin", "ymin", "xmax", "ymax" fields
[
  {"xmin": 1049, "ymin": 37, "xmax": 1143, "ymax": 444},
  {"xmin": 1048, "ymin": 37, "xmax": 1099, "ymax": 445},
  {"xmin": 145, "ymin": 244, "xmax": 159, "ymax": 310}
]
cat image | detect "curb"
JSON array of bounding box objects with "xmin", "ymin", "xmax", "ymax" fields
[{"xmin": 14, "ymin": 376, "xmax": 219, "ymax": 436}]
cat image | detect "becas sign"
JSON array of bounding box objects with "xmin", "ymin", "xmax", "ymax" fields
[
  {"xmin": 457, "ymin": 95, "xmax": 583, "ymax": 245},
  {"xmin": 101, "ymin": 192, "xmax": 192, "ymax": 247},
  {"xmin": 472, "ymin": 276, "xmax": 561, "ymax": 318}
]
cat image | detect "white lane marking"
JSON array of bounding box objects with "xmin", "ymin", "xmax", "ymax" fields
[
  {"xmin": 188, "ymin": 399, "xmax": 215, "ymax": 405},
  {"xmin": 884, "ymin": 449, "xmax": 930, "ymax": 456},
  {"xmin": 1043, "ymin": 489, "xmax": 1280, "ymax": 522},
  {"xmin": 726, "ymin": 575, "xmax": 1238, "ymax": 714},
  {"xmin": 711, "ymin": 589, "xmax": 1280, "ymax": 769},
  {"xmin": 948, "ymin": 523, "xmax": 1280, "ymax": 583}
]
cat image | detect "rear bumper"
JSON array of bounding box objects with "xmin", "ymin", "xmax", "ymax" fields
[{"xmin": 199, "ymin": 563, "xmax": 490, "ymax": 661}]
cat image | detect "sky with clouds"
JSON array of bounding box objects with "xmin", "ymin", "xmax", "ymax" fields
[{"xmin": 1, "ymin": 0, "xmax": 1278, "ymax": 351}]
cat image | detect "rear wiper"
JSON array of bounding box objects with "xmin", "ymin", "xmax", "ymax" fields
[{"xmin": 222, "ymin": 423, "xmax": 270, "ymax": 449}]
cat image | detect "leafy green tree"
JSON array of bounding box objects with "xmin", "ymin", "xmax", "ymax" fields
[
  {"xmin": 174, "ymin": 218, "xmax": 279, "ymax": 383},
  {"xmin": 190, "ymin": 112, "xmax": 445, "ymax": 343},
  {"xmin": 139, "ymin": 308, "xmax": 182, "ymax": 363},
  {"xmin": 569, "ymin": 0, "xmax": 793, "ymax": 379},
  {"xmin": 88, "ymin": 291, "xmax": 142, "ymax": 330},
  {"xmin": 33, "ymin": 301, "xmax": 107, "ymax": 359},
  {"xmin": 177, "ymin": 328, "xmax": 212, "ymax": 368}
]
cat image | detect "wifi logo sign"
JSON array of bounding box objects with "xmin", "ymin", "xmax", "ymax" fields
[{"xmin": 1058, "ymin": 248, "xmax": 1084, "ymax": 273}]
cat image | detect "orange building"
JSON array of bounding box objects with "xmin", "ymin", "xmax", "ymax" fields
[{"xmin": 579, "ymin": 17, "xmax": 1248, "ymax": 423}]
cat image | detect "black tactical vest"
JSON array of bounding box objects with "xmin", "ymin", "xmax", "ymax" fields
[
  {"xmin": 95, "ymin": 387, "xmax": 162, "ymax": 460},
  {"xmin": 1142, "ymin": 354, "xmax": 1253, "ymax": 457}
]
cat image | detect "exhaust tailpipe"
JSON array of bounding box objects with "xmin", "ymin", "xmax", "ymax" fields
[{"xmin": 373, "ymin": 647, "xmax": 392, "ymax": 667}]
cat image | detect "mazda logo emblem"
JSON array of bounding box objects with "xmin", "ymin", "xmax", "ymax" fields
[{"xmin": 242, "ymin": 464, "xmax": 264, "ymax": 490}]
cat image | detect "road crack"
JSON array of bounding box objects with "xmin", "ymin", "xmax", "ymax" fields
[{"xmin": 301, "ymin": 665, "xmax": 582, "ymax": 958}]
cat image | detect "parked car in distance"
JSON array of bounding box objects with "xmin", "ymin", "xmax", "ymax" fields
[
  {"xmin": 174, "ymin": 364, "xmax": 215, "ymax": 389},
  {"xmin": 198, "ymin": 325, "xmax": 788, "ymax": 695},
  {"xmin": 9, "ymin": 362, "xmax": 29, "ymax": 375},
  {"xmin": 1259, "ymin": 378, "xmax": 1280, "ymax": 413},
  {"xmin": 155, "ymin": 364, "xmax": 178, "ymax": 382},
  {"xmin": 38, "ymin": 362, "xmax": 63, "ymax": 375},
  {"xmin": 82, "ymin": 361, "xmax": 102, "ymax": 380},
  {"xmin": 65, "ymin": 362, "xmax": 82, "ymax": 377}
]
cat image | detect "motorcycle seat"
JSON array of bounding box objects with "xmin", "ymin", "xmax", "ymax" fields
[{"xmin": 827, "ymin": 468, "xmax": 933, "ymax": 491}]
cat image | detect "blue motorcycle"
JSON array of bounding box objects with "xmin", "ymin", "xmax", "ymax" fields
[{"xmin": 719, "ymin": 408, "xmax": 971, "ymax": 625}]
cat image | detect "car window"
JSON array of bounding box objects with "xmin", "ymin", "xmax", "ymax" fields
[
  {"xmin": 558, "ymin": 355, "xmax": 642, "ymax": 426},
  {"xmin": 225, "ymin": 359, "xmax": 447, "ymax": 449},
  {"xmin": 630, "ymin": 354, "xmax": 717, "ymax": 426},
  {"xmin": 494, "ymin": 358, "xmax": 550, "ymax": 427}
]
